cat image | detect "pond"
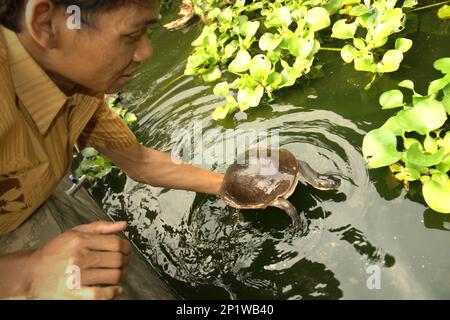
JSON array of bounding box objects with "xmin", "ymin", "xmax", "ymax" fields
[{"xmin": 90, "ymin": 1, "xmax": 450, "ymax": 299}]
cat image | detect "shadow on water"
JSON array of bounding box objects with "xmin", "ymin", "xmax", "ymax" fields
[{"xmin": 88, "ymin": 0, "xmax": 450, "ymax": 299}]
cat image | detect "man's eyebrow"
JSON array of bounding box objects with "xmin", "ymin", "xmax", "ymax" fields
[{"xmin": 133, "ymin": 17, "xmax": 160, "ymax": 28}]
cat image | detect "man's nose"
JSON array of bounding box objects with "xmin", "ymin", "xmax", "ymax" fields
[{"xmin": 134, "ymin": 35, "xmax": 153, "ymax": 62}]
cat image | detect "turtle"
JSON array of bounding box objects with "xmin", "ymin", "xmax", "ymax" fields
[{"xmin": 219, "ymin": 148, "xmax": 341, "ymax": 231}]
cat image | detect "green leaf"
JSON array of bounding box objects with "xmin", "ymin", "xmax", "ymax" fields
[
  {"xmin": 423, "ymin": 178, "xmax": 450, "ymax": 213},
  {"xmin": 406, "ymin": 143, "xmax": 446, "ymax": 167},
  {"xmin": 239, "ymin": 21, "xmax": 260, "ymax": 38},
  {"xmin": 279, "ymin": 66, "xmax": 300, "ymax": 88},
  {"xmin": 396, "ymin": 98, "xmax": 447, "ymax": 135},
  {"xmin": 428, "ymin": 74, "xmax": 450, "ymax": 95},
  {"xmin": 267, "ymin": 72, "xmax": 282, "ymax": 89},
  {"xmin": 362, "ymin": 128, "xmax": 403, "ymax": 168},
  {"xmin": 379, "ymin": 89, "xmax": 404, "ymax": 109},
  {"xmin": 436, "ymin": 154, "xmax": 450, "ymax": 172},
  {"xmin": 81, "ymin": 147, "xmax": 99, "ymax": 158},
  {"xmin": 393, "ymin": 166, "xmax": 421, "ymax": 182},
  {"xmin": 395, "ymin": 38, "xmax": 413, "ymax": 53},
  {"xmin": 353, "ymin": 38, "xmax": 366, "ymax": 50},
  {"xmin": 377, "ymin": 50, "xmax": 404, "ymax": 73},
  {"xmin": 304, "ymin": 7, "xmax": 331, "ymax": 31},
  {"xmin": 398, "ymin": 79, "xmax": 415, "ymax": 92},
  {"xmin": 203, "ymin": 33, "xmax": 218, "ymax": 54},
  {"xmin": 424, "ymin": 134, "xmax": 438, "ymax": 154},
  {"xmin": 323, "ymin": 0, "xmax": 344, "ymax": 15},
  {"xmin": 93, "ymin": 156, "xmax": 105, "ymax": 167},
  {"xmin": 213, "ymin": 82, "xmax": 229, "ymax": 97},
  {"xmin": 381, "ymin": 116, "xmax": 404, "ymax": 136},
  {"xmin": 349, "ymin": 4, "xmax": 368, "ymax": 16},
  {"xmin": 207, "ymin": 8, "xmax": 221, "ymax": 20},
  {"xmin": 233, "ymin": 0, "xmax": 245, "ymax": 8},
  {"xmin": 74, "ymin": 167, "xmax": 83, "ymax": 178},
  {"xmin": 265, "ymin": 7, "xmax": 292, "ymax": 28},
  {"xmin": 212, "ymin": 104, "xmax": 231, "ymax": 120},
  {"xmin": 217, "ymin": 8, "xmax": 233, "ymax": 24},
  {"xmin": 443, "ymin": 89, "xmax": 450, "ymax": 114},
  {"xmin": 354, "ymin": 53, "xmax": 376, "ymax": 72},
  {"xmin": 94, "ymin": 167, "xmax": 112, "ymax": 178},
  {"xmin": 331, "ymin": 19, "xmax": 357, "ymax": 39},
  {"xmin": 228, "ymin": 49, "xmax": 251, "ymax": 73},
  {"xmin": 267, "ymin": 51, "xmax": 281, "ymax": 63},
  {"xmin": 340, "ymin": 44, "xmax": 358, "ymax": 63},
  {"xmin": 249, "ymin": 54, "xmax": 272, "ymax": 83},
  {"xmin": 185, "ymin": 53, "xmax": 209, "ymax": 75},
  {"xmin": 237, "ymin": 85, "xmax": 264, "ymax": 109},
  {"xmin": 259, "ymin": 33, "xmax": 283, "ymax": 52},
  {"xmin": 106, "ymin": 96, "xmax": 117, "ymax": 108},
  {"xmin": 403, "ymin": 0, "xmax": 418, "ymax": 8},
  {"xmin": 437, "ymin": 5, "xmax": 450, "ymax": 20},
  {"xmin": 223, "ymin": 40, "xmax": 239, "ymax": 58},
  {"xmin": 226, "ymin": 96, "xmax": 238, "ymax": 108},
  {"xmin": 443, "ymin": 132, "xmax": 450, "ymax": 153},
  {"xmin": 342, "ymin": 0, "xmax": 361, "ymax": 4},
  {"xmin": 80, "ymin": 159, "xmax": 96, "ymax": 171},
  {"xmin": 192, "ymin": 24, "xmax": 216, "ymax": 47},
  {"xmin": 124, "ymin": 113, "xmax": 137, "ymax": 124},
  {"xmin": 434, "ymin": 57, "xmax": 450, "ymax": 74},
  {"xmin": 202, "ymin": 67, "xmax": 221, "ymax": 82},
  {"xmin": 403, "ymin": 137, "xmax": 423, "ymax": 151},
  {"xmin": 403, "ymin": 167, "xmax": 421, "ymax": 181},
  {"xmin": 287, "ymin": 37, "xmax": 314, "ymax": 58}
]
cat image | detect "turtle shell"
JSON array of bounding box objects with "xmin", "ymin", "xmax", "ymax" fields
[{"xmin": 220, "ymin": 148, "xmax": 300, "ymax": 209}]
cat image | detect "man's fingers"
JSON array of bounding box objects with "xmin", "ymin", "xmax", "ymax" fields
[
  {"xmin": 81, "ymin": 269, "xmax": 127, "ymax": 286},
  {"xmin": 72, "ymin": 221, "xmax": 127, "ymax": 235},
  {"xmin": 70, "ymin": 286, "xmax": 123, "ymax": 300},
  {"xmin": 85, "ymin": 234, "xmax": 132, "ymax": 255},
  {"xmin": 85, "ymin": 251, "xmax": 129, "ymax": 269}
]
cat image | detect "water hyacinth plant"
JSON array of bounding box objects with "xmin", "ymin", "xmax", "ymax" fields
[
  {"xmin": 362, "ymin": 57, "xmax": 450, "ymax": 213},
  {"xmin": 185, "ymin": 0, "xmax": 418, "ymax": 120},
  {"xmin": 74, "ymin": 95, "xmax": 138, "ymax": 183}
]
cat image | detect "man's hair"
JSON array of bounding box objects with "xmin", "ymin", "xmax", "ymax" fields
[{"xmin": 0, "ymin": 0, "xmax": 156, "ymax": 33}]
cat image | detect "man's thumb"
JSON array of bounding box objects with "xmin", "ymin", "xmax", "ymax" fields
[{"xmin": 72, "ymin": 221, "xmax": 127, "ymax": 234}]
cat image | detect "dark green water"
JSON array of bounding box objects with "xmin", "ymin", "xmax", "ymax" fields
[{"xmin": 92, "ymin": 2, "xmax": 450, "ymax": 299}]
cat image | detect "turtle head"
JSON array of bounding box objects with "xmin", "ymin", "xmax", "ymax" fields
[{"xmin": 314, "ymin": 175, "xmax": 341, "ymax": 190}]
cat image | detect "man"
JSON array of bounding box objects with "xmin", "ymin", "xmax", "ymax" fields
[{"xmin": 0, "ymin": 0, "xmax": 224, "ymax": 299}]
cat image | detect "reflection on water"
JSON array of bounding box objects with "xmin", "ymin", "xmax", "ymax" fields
[{"xmin": 90, "ymin": 1, "xmax": 450, "ymax": 299}]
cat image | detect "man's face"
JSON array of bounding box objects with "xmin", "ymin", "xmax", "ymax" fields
[{"xmin": 48, "ymin": 2, "xmax": 159, "ymax": 94}]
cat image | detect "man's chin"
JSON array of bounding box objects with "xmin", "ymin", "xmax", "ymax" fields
[{"xmin": 106, "ymin": 76, "xmax": 135, "ymax": 93}]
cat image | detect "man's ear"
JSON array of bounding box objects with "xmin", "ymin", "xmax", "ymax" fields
[{"xmin": 24, "ymin": 0, "xmax": 59, "ymax": 49}]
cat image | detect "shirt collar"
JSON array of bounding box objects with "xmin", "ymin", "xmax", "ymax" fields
[{"xmin": 1, "ymin": 26, "xmax": 68, "ymax": 135}]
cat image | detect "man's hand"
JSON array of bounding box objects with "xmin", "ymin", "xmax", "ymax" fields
[{"xmin": 26, "ymin": 220, "xmax": 131, "ymax": 300}]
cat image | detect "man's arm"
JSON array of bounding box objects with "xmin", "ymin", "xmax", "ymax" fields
[{"xmin": 97, "ymin": 142, "xmax": 225, "ymax": 195}]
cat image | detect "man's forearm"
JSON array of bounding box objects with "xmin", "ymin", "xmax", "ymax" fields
[
  {"xmin": 0, "ymin": 250, "xmax": 35, "ymax": 299},
  {"xmin": 118, "ymin": 145, "xmax": 225, "ymax": 195}
]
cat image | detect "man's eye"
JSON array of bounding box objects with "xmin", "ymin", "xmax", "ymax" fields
[
  {"xmin": 126, "ymin": 29, "xmax": 146, "ymax": 42},
  {"xmin": 127, "ymin": 33, "xmax": 142, "ymax": 41}
]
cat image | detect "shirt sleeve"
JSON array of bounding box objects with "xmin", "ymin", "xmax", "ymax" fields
[{"xmin": 77, "ymin": 99, "xmax": 137, "ymax": 150}]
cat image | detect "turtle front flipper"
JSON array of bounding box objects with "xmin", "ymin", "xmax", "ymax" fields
[
  {"xmin": 297, "ymin": 160, "xmax": 341, "ymax": 190},
  {"xmin": 271, "ymin": 198, "xmax": 306, "ymax": 231}
]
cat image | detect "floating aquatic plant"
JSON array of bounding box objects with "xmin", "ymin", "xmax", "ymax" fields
[
  {"xmin": 362, "ymin": 57, "xmax": 450, "ymax": 213},
  {"xmin": 74, "ymin": 95, "xmax": 138, "ymax": 182},
  {"xmin": 184, "ymin": 0, "xmax": 418, "ymax": 120}
]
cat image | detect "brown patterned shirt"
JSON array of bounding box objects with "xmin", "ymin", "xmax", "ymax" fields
[{"xmin": 0, "ymin": 26, "xmax": 137, "ymax": 235}]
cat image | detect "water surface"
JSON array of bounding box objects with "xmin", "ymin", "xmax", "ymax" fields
[{"xmin": 91, "ymin": 1, "xmax": 450, "ymax": 299}]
